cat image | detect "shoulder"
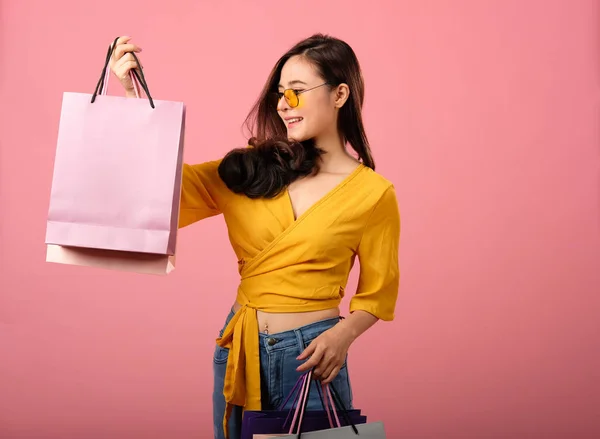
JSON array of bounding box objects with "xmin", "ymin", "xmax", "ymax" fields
[
  {"xmin": 182, "ymin": 158, "xmax": 227, "ymax": 193},
  {"xmin": 359, "ymin": 165, "xmax": 396, "ymax": 199},
  {"xmin": 358, "ymin": 167, "xmax": 400, "ymax": 232},
  {"xmin": 184, "ymin": 157, "xmax": 223, "ymax": 170},
  {"xmin": 183, "ymin": 158, "xmax": 224, "ymax": 179}
]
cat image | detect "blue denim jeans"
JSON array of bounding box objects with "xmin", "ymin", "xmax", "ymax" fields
[{"xmin": 212, "ymin": 308, "xmax": 354, "ymax": 439}]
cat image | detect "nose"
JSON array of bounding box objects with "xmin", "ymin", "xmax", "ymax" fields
[{"xmin": 276, "ymin": 94, "xmax": 291, "ymax": 112}]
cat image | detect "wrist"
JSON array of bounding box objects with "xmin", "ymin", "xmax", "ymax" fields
[
  {"xmin": 335, "ymin": 310, "xmax": 379, "ymax": 344},
  {"xmin": 333, "ymin": 318, "xmax": 359, "ymax": 345}
]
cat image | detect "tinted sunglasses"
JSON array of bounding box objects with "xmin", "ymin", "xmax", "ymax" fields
[{"xmin": 273, "ymin": 82, "xmax": 329, "ymax": 108}]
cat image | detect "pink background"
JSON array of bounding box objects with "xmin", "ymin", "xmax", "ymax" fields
[{"xmin": 1, "ymin": 0, "xmax": 599, "ymax": 438}]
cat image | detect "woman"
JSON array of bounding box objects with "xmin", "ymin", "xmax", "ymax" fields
[{"xmin": 109, "ymin": 33, "xmax": 400, "ymax": 439}]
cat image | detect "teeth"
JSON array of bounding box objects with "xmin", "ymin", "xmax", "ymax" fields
[{"xmin": 288, "ymin": 118, "xmax": 303, "ymax": 124}]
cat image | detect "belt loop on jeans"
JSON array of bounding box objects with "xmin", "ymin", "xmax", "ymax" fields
[{"xmin": 294, "ymin": 327, "xmax": 305, "ymax": 351}]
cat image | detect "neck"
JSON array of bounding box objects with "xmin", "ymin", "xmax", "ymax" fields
[{"xmin": 314, "ymin": 131, "xmax": 353, "ymax": 170}]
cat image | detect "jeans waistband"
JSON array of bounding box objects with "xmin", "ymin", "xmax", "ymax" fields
[
  {"xmin": 224, "ymin": 306, "xmax": 342, "ymax": 351},
  {"xmin": 259, "ymin": 316, "xmax": 342, "ymax": 351}
]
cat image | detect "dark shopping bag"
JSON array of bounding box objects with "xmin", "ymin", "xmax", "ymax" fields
[{"xmin": 241, "ymin": 371, "xmax": 367, "ymax": 439}]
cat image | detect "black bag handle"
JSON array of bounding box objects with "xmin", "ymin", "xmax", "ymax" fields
[{"xmin": 91, "ymin": 36, "xmax": 155, "ymax": 109}]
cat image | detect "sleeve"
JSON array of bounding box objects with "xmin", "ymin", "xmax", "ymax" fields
[
  {"xmin": 178, "ymin": 159, "xmax": 229, "ymax": 228},
  {"xmin": 350, "ymin": 184, "xmax": 401, "ymax": 321}
]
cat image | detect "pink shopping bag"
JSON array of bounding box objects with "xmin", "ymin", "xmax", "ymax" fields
[
  {"xmin": 45, "ymin": 245, "xmax": 176, "ymax": 275},
  {"xmin": 45, "ymin": 38, "xmax": 185, "ymax": 274}
]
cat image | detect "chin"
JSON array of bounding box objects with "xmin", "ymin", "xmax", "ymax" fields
[{"xmin": 287, "ymin": 131, "xmax": 309, "ymax": 143}]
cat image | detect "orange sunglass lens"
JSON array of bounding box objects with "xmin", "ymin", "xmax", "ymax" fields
[{"xmin": 283, "ymin": 89, "xmax": 299, "ymax": 107}]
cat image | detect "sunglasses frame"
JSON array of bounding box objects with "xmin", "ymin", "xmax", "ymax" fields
[{"xmin": 273, "ymin": 82, "xmax": 330, "ymax": 108}]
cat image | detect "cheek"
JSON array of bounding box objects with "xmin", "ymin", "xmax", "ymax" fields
[
  {"xmin": 309, "ymin": 107, "xmax": 336, "ymax": 132},
  {"xmin": 289, "ymin": 96, "xmax": 336, "ymax": 139}
]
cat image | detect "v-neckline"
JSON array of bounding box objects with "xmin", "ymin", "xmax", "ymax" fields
[
  {"xmin": 284, "ymin": 163, "xmax": 365, "ymax": 223},
  {"xmin": 240, "ymin": 163, "xmax": 365, "ymax": 275}
]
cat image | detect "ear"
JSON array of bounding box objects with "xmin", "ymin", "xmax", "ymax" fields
[{"xmin": 333, "ymin": 83, "xmax": 350, "ymax": 109}]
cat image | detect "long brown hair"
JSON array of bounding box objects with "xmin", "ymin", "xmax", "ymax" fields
[{"xmin": 218, "ymin": 33, "xmax": 374, "ymax": 198}]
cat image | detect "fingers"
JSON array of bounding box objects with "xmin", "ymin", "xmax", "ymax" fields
[
  {"xmin": 105, "ymin": 36, "xmax": 143, "ymax": 95},
  {"xmin": 315, "ymin": 360, "xmax": 335, "ymax": 380},
  {"xmin": 296, "ymin": 348, "xmax": 323, "ymax": 372},
  {"xmin": 115, "ymin": 53, "xmax": 142, "ymax": 70},
  {"xmin": 114, "ymin": 43, "xmax": 142, "ymax": 61},
  {"xmin": 297, "ymin": 342, "xmax": 316, "ymax": 361},
  {"xmin": 321, "ymin": 365, "xmax": 341, "ymax": 384},
  {"xmin": 312, "ymin": 352, "xmax": 336, "ymax": 379},
  {"xmin": 114, "ymin": 36, "xmax": 132, "ymax": 47},
  {"xmin": 113, "ymin": 61, "xmax": 136, "ymax": 81},
  {"xmin": 112, "ymin": 53, "xmax": 142, "ymax": 79}
]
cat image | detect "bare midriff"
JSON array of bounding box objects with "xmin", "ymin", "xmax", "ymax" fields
[{"xmin": 232, "ymin": 301, "xmax": 340, "ymax": 334}]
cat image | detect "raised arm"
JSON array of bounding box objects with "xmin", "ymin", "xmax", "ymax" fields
[{"xmin": 179, "ymin": 159, "xmax": 230, "ymax": 228}]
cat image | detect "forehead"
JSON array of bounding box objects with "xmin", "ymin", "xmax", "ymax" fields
[{"xmin": 278, "ymin": 55, "xmax": 320, "ymax": 87}]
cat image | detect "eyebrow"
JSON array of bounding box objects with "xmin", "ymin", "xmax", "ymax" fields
[{"xmin": 278, "ymin": 80, "xmax": 308, "ymax": 89}]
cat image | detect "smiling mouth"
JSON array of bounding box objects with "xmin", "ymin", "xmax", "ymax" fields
[{"xmin": 287, "ymin": 117, "xmax": 303, "ymax": 126}]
